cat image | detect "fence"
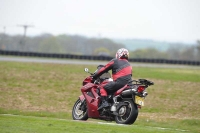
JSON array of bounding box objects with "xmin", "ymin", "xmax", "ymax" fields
[{"xmin": 0, "ymin": 50, "xmax": 199, "ymax": 66}]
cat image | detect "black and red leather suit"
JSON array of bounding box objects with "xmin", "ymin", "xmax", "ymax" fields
[{"xmin": 93, "ymin": 58, "xmax": 132, "ymax": 96}]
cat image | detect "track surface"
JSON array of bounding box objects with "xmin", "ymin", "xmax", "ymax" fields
[{"xmin": 0, "ymin": 56, "xmax": 199, "ymax": 69}]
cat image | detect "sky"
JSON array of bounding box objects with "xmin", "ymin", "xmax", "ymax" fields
[{"xmin": 0, "ymin": 0, "xmax": 200, "ymax": 43}]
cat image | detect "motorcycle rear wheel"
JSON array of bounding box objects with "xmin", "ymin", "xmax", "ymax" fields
[
  {"xmin": 115, "ymin": 99, "xmax": 138, "ymax": 124},
  {"xmin": 72, "ymin": 99, "xmax": 88, "ymax": 120}
]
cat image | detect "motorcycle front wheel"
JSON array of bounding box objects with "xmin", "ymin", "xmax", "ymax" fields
[
  {"xmin": 115, "ymin": 99, "xmax": 138, "ymax": 124},
  {"xmin": 72, "ymin": 99, "xmax": 88, "ymax": 120}
]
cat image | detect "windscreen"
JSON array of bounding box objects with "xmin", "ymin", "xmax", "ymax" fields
[{"xmin": 100, "ymin": 72, "xmax": 111, "ymax": 79}]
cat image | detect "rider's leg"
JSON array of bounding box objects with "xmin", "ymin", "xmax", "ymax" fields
[
  {"xmin": 98, "ymin": 81, "xmax": 118, "ymax": 110},
  {"xmin": 98, "ymin": 86, "xmax": 110, "ymax": 110}
]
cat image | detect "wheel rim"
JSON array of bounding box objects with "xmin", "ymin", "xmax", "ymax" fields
[
  {"xmin": 73, "ymin": 100, "xmax": 86, "ymax": 119},
  {"xmin": 116, "ymin": 101, "xmax": 132, "ymax": 122},
  {"xmin": 118, "ymin": 106, "xmax": 127, "ymax": 116}
]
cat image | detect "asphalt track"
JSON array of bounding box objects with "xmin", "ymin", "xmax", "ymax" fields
[{"xmin": 0, "ymin": 56, "xmax": 199, "ymax": 69}]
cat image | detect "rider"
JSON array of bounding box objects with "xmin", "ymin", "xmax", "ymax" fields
[{"xmin": 92, "ymin": 48, "xmax": 132, "ymax": 110}]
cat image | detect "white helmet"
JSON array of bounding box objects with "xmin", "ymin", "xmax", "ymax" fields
[{"xmin": 115, "ymin": 48, "xmax": 129, "ymax": 59}]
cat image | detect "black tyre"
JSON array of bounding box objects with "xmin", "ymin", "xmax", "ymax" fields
[
  {"xmin": 72, "ymin": 99, "xmax": 88, "ymax": 120},
  {"xmin": 115, "ymin": 99, "xmax": 138, "ymax": 124}
]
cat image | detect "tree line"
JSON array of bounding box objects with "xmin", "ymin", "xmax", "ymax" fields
[{"xmin": 0, "ymin": 33, "xmax": 200, "ymax": 61}]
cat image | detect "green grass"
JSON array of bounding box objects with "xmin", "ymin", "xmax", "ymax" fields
[
  {"xmin": 0, "ymin": 114, "xmax": 196, "ymax": 133},
  {"xmin": 0, "ymin": 61, "xmax": 200, "ymax": 133},
  {"xmin": 133, "ymin": 67, "xmax": 200, "ymax": 82}
]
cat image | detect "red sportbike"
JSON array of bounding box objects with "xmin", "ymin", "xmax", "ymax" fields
[{"xmin": 72, "ymin": 66, "xmax": 154, "ymax": 124}]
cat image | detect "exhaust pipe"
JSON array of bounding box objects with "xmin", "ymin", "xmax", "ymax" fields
[
  {"xmin": 121, "ymin": 86, "xmax": 137, "ymax": 96},
  {"xmin": 121, "ymin": 89, "xmax": 133, "ymax": 96}
]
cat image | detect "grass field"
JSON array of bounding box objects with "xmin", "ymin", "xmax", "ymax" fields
[{"xmin": 0, "ymin": 61, "xmax": 200, "ymax": 133}]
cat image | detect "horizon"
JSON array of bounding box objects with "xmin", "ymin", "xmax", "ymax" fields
[{"xmin": 0, "ymin": 32, "xmax": 197, "ymax": 45}]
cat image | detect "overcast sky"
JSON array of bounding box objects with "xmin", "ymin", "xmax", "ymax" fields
[{"xmin": 0, "ymin": 0, "xmax": 200, "ymax": 43}]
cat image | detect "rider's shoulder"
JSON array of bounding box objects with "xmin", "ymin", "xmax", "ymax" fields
[
  {"xmin": 110, "ymin": 58, "xmax": 118, "ymax": 62},
  {"xmin": 111, "ymin": 58, "xmax": 117, "ymax": 61},
  {"xmin": 112, "ymin": 58, "xmax": 128, "ymax": 62}
]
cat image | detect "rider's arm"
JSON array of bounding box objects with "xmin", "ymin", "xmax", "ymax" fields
[{"xmin": 93, "ymin": 59, "xmax": 115, "ymax": 78}]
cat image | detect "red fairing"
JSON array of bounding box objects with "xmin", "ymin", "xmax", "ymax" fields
[
  {"xmin": 80, "ymin": 81, "xmax": 100, "ymax": 118},
  {"xmin": 79, "ymin": 95, "xmax": 85, "ymax": 101},
  {"xmin": 81, "ymin": 83, "xmax": 95, "ymax": 92},
  {"xmin": 114, "ymin": 85, "xmax": 128, "ymax": 96},
  {"xmin": 82, "ymin": 77, "xmax": 93, "ymax": 86},
  {"xmin": 112, "ymin": 66, "xmax": 132, "ymax": 81}
]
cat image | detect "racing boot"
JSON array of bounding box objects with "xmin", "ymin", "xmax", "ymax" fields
[{"xmin": 98, "ymin": 96, "xmax": 110, "ymax": 111}]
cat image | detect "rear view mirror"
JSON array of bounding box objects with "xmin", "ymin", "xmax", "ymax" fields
[{"xmin": 84, "ymin": 68, "xmax": 89, "ymax": 72}]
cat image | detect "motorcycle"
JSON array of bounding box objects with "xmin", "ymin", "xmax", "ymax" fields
[{"xmin": 72, "ymin": 66, "xmax": 154, "ymax": 124}]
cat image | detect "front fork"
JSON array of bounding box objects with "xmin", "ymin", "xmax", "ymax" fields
[{"xmin": 79, "ymin": 95, "xmax": 87, "ymax": 111}]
